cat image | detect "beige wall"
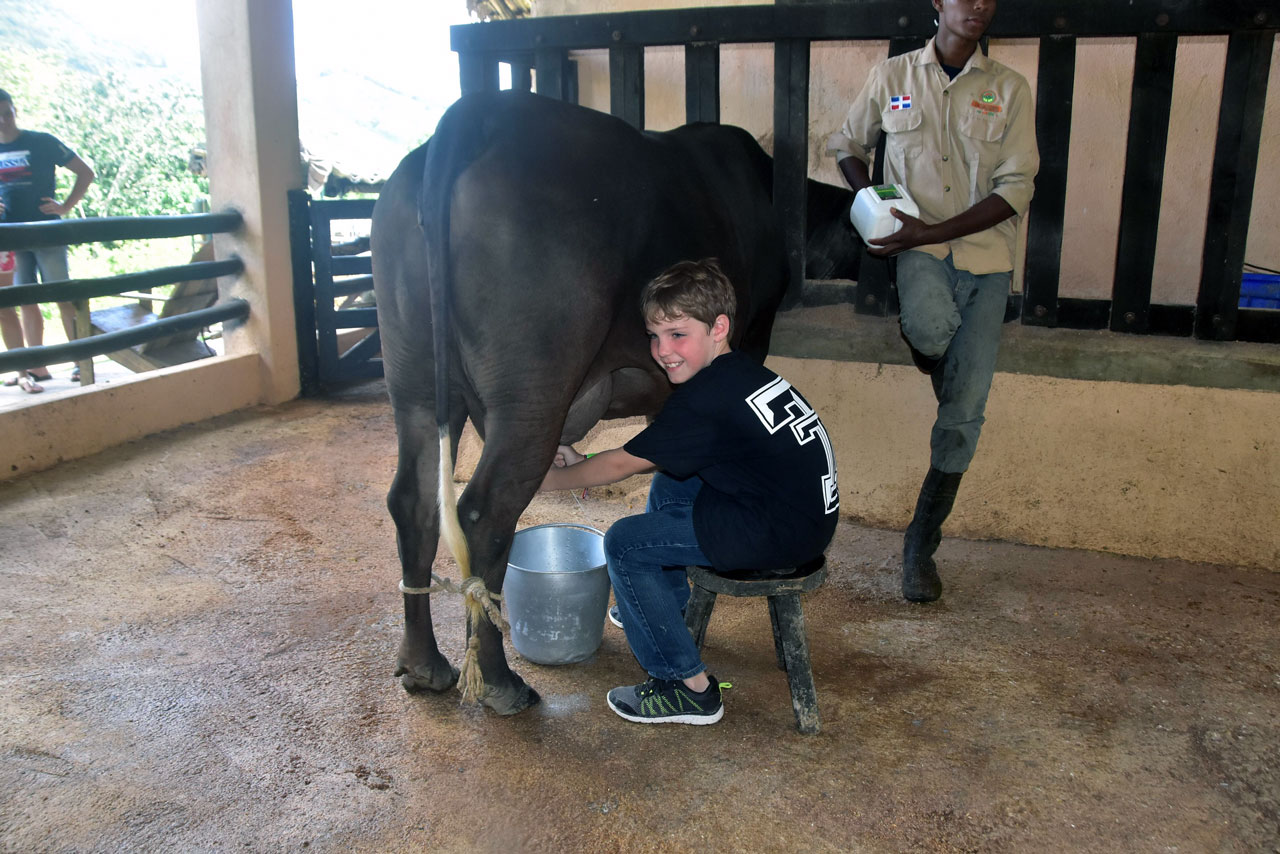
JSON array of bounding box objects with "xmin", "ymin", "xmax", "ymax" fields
[
  {"xmin": 769, "ymin": 356, "xmax": 1279, "ymax": 570},
  {"xmin": 4, "ymin": 356, "xmax": 263, "ymax": 478}
]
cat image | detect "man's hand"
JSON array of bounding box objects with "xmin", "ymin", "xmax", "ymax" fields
[
  {"xmin": 39, "ymin": 197, "xmax": 70, "ymax": 217},
  {"xmin": 870, "ymin": 195, "xmax": 1018, "ymax": 257},
  {"xmin": 867, "ymin": 207, "xmax": 934, "ymax": 256}
]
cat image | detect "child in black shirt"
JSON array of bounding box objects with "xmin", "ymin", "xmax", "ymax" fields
[{"xmin": 540, "ymin": 258, "xmax": 838, "ymax": 725}]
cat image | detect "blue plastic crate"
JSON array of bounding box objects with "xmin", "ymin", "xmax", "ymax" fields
[{"xmin": 1240, "ymin": 273, "xmax": 1280, "ymax": 309}]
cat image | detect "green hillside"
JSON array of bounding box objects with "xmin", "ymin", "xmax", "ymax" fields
[
  {"xmin": 0, "ymin": 0, "xmax": 180, "ymax": 77},
  {"xmin": 0, "ymin": 0, "xmax": 466, "ymax": 180}
]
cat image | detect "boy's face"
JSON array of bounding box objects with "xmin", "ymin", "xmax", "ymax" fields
[
  {"xmin": 932, "ymin": 0, "xmax": 996, "ymax": 43},
  {"xmin": 646, "ymin": 312, "xmax": 730, "ymax": 384}
]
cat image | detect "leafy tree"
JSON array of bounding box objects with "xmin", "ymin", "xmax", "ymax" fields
[{"xmin": 1, "ymin": 46, "xmax": 209, "ymax": 276}]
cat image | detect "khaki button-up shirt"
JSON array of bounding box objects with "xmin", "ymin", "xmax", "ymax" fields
[{"xmin": 827, "ymin": 38, "xmax": 1039, "ymax": 275}]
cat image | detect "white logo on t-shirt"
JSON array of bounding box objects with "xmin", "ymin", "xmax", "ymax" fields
[{"xmin": 746, "ymin": 377, "xmax": 839, "ymax": 514}]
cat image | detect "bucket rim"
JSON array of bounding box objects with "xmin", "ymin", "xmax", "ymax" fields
[
  {"xmin": 514, "ymin": 522, "xmax": 605, "ymax": 537},
  {"xmin": 508, "ymin": 522, "xmax": 607, "ymax": 575}
]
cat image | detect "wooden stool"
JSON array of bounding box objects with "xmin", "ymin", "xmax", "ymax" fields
[{"xmin": 683, "ymin": 557, "xmax": 827, "ymax": 734}]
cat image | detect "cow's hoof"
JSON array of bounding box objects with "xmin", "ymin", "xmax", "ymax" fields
[
  {"xmin": 394, "ymin": 658, "xmax": 460, "ymax": 694},
  {"xmin": 481, "ymin": 678, "xmax": 541, "ymax": 716}
]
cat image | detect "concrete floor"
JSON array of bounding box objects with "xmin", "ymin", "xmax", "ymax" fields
[
  {"xmin": 0, "ymin": 379, "xmax": 1276, "ymax": 853},
  {"xmin": 0, "ymin": 356, "xmax": 133, "ymax": 415}
]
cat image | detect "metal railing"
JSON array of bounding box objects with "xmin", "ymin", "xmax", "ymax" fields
[{"xmin": 0, "ymin": 211, "xmax": 249, "ymax": 382}]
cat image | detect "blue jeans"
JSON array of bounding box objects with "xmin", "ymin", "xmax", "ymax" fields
[
  {"xmin": 14, "ymin": 246, "xmax": 70, "ymax": 285},
  {"xmin": 603, "ymin": 472, "xmax": 707, "ymax": 681},
  {"xmin": 896, "ymin": 250, "xmax": 1009, "ymax": 474},
  {"xmin": 14, "ymin": 246, "xmax": 76, "ymax": 343}
]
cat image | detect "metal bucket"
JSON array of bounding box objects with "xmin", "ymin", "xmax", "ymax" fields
[{"xmin": 505, "ymin": 523, "xmax": 609, "ymax": 665}]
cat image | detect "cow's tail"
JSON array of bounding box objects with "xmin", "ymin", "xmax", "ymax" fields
[{"xmin": 419, "ymin": 97, "xmax": 505, "ymax": 700}]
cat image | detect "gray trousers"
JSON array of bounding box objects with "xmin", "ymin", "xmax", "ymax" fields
[{"xmin": 896, "ymin": 250, "xmax": 1010, "ymax": 474}]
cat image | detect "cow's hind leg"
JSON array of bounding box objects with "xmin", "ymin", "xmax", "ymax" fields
[
  {"xmin": 388, "ymin": 405, "xmax": 462, "ymax": 693},
  {"xmin": 456, "ymin": 423, "xmax": 563, "ymax": 715}
]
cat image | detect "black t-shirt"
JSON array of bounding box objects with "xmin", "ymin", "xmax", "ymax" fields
[
  {"xmin": 0, "ymin": 130, "xmax": 76, "ymax": 223},
  {"xmin": 624, "ymin": 349, "xmax": 839, "ymax": 571}
]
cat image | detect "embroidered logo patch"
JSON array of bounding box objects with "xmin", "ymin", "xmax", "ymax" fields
[
  {"xmin": 971, "ymin": 89, "xmax": 1001, "ymax": 115},
  {"xmin": 889, "ymin": 94, "xmax": 912, "ymax": 110}
]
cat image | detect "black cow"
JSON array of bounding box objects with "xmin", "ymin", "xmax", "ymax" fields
[{"xmin": 371, "ymin": 91, "xmax": 857, "ymax": 715}]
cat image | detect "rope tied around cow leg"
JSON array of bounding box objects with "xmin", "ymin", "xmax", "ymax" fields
[
  {"xmin": 398, "ymin": 573, "xmax": 452, "ymax": 596},
  {"xmin": 459, "ymin": 575, "xmax": 507, "ymax": 631},
  {"xmin": 456, "ymin": 576, "xmax": 508, "ymax": 703},
  {"xmin": 398, "ymin": 572, "xmax": 507, "ymax": 704}
]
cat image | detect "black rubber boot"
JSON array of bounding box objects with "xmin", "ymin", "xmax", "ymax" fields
[{"xmin": 902, "ymin": 467, "xmax": 963, "ymax": 602}]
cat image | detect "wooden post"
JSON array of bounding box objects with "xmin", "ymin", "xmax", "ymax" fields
[{"xmin": 74, "ymin": 299, "xmax": 94, "ymax": 384}]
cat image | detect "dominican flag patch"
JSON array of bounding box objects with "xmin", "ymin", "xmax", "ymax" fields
[{"xmin": 889, "ymin": 94, "xmax": 912, "ymax": 110}]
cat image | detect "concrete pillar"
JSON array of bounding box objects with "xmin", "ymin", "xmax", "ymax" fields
[{"xmin": 196, "ymin": 0, "xmax": 303, "ymax": 404}]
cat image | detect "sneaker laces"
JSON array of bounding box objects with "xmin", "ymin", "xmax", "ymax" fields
[{"xmin": 636, "ymin": 676, "xmax": 672, "ymax": 698}]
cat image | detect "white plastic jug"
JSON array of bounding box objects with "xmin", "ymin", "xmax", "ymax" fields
[{"xmin": 849, "ymin": 183, "xmax": 919, "ymax": 243}]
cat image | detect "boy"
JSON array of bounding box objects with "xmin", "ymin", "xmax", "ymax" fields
[
  {"xmin": 826, "ymin": 0, "xmax": 1038, "ymax": 602},
  {"xmin": 540, "ymin": 258, "xmax": 839, "ymax": 725}
]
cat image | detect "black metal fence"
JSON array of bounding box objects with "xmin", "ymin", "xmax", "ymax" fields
[
  {"xmin": 289, "ymin": 190, "xmax": 380, "ymax": 395},
  {"xmin": 449, "ymin": 0, "xmax": 1278, "ymax": 344},
  {"xmin": 0, "ymin": 212, "xmax": 249, "ymax": 383}
]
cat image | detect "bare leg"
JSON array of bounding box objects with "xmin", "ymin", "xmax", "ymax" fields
[
  {"xmin": 0, "ymin": 306, "xmax": 22, "ymax": 351},
  {"xmin": 57, "ymin": 301, "xmax": 76, "ymax": 342},
  {"xmin": 19, "ymin": 304, "xmax": 42, "ymax": 345},
  {"xmin": 0, "ymin": 305, "xmax": 27, "ymax": 386},
  {"xmin": 22, "ymin": 302, "xmax": 43, "ymax": 347},
  {"xmin": 1, "ymin": 270, "xmax": 50, "ymax": 381},
  {"xmin": 18, "ymin": 305, "xmax": 51, "ymax": 378},
  {"xmin": 0, "ymin": 265, "xmax": 20, "ymax": 354}
]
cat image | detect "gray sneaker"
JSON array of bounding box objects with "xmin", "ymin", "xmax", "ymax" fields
[{"xmin": 606, "ymin": 676, "xmax": 724, "ymax": 725}]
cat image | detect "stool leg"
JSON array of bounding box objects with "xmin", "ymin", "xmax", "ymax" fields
[
  {"xmin": 768, "ymin": 594, "xmax": 820, "ymax": 735},
  {"xmin": 767, "ymin": 596, "xmax": 787, "ymax": 671},
  {"xmin": 684, "ymin": 585, "xmax": 716, "ymax": 650}
]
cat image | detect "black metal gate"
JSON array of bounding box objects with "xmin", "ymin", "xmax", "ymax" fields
[
  {"xmin": 289, "ymin": 189, "xmax": 382, "ymax": 394},
  {"xmin": 450, "ymin": 1, "xmax": 1278, "ymax": 344},
  {"xmin": 288, "ymin": 1, "xmax": 1279, "ymax": 395}
]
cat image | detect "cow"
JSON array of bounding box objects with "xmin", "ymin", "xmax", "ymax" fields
[{"xmin": 370, "ymin": 90, "xmax": 858, "ymax": 715}]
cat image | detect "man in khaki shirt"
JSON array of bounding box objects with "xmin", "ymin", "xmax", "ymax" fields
[{"xmin": 827, "ymin": 0, "xmax": 1038, "ymax": 603}]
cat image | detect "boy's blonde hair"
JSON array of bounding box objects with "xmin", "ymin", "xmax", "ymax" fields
[{"xmin": 641, "ymin": 258, "xmax": 737, "ymax": 335}]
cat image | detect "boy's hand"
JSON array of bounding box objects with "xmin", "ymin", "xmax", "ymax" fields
[
  {"xmin": 540, "ymin": 447, "xmax": 655, "ymax": 492},
  {"xmin": 554, "ymin": 445, "xmax": 586, "ymax": 467}
]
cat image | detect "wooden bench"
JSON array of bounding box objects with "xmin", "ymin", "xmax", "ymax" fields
[{"xmin": 88, "ymin": 242, "xmax": 218, "ymax": 373}]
